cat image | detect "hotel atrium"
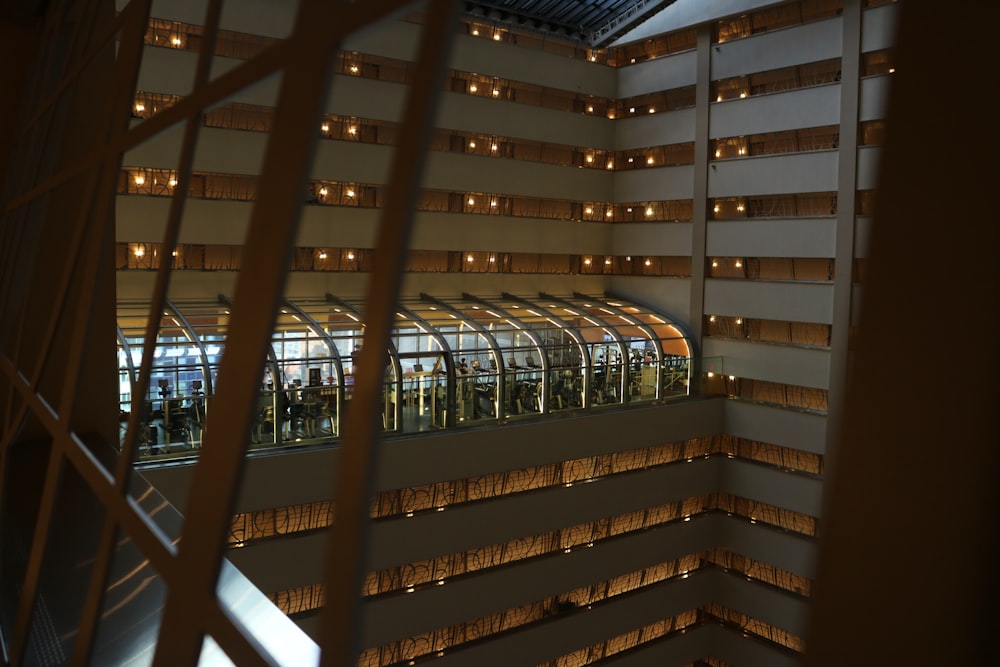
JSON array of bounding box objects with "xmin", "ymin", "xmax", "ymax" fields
[{"xmin": 2, "ymin": 0, "xmax": 996, "ymax": 666}]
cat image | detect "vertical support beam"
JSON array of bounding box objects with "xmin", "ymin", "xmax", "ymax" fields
[
  {"xmin": 320, "ymin": 2, "xmax": 458, "ymax": 665},
  {"xmin": 688, "ymin": 25, "xmax": 712, "ymax": 390},
  {"xmin": 823, "ymin": 0, "xmax": 861, "ymax": 474},
  {"xmin": 805, "ymin": 1, "xmax": 1000, "ymax": 664}
]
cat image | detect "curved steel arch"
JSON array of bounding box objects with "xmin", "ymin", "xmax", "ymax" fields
[{"xmin": 165, "ymin": 299, "xmax": 215, "ymax": 396}]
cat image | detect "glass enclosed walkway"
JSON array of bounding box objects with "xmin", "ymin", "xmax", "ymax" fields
[{"xmin": 117, "ymin": 293, "xmax": 693, "ymax": 458}]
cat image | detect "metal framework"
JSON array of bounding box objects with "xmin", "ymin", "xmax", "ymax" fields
[{"xmin": 0, "ymin": 0, "xmax": 458, "ymax": 664}]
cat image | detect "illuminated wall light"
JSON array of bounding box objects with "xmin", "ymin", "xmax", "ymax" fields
[
  {"xmin": 889, "ymin": 67, "xmax": 895, "ymax": 73},
  {"xmin": 346, "ymin": 189, "xmax": 355, "ymax": 198},
  {"xmin": 626, "ymin": 207, "xmax": 632, "ymax": 212},
  {"xmin": 738, "ymin": 147, "xmax": 746, "ymax": 155},
  {"xmin": 133, "ymin": 245, "xmax": 145, "ymax": 257},
  {"xmin": 469, "ymin": 83, "xmax": 477, "ymax": 92},
  {"xmin": 626, "ymin": 256, "xmax": 631, "ymax": 261},
  {"xmin": 490, "ymin": 199, "xmax": 497, "ymax": 207},
  {"xmin": 585, "ymin": 155, "xmax": 594, "ymax": 163},
  {"xmin": 606, "ymin": 160, "xmax": 614, "ymax": 169},
  {"xmin": 134, "ymin": 102, "xmax": 145, "ymax": 113},
  {"xmin": 584, "ymin": 207, "xmax": 593, "ymax": 215},
  {"xmin": 171, "ymin": 35, "xmax": 181, "ymax": 46},
  {"xmin": 320, "ymin": 122, "xmax": 330, "ymax": 133},
  {"xmin": 348, "ymin": 126, "xmax": 357, "ymax": 135},
  {"xmin": 630, "ymin": 58, "xmax": 636, "ymax": 63},
  {"xmin": 627, "ymin": 157, "xmax": 634, "ymax": 163},
  {"xmin": 466, "ymin": 254, "xmax": 474, "ymax": 262},
  {"xmin": 318, "ymin": 251, "xmax": 328, "ymax": 260},
  {"xmin": 712, "ymin": 260, "xmax": 718, "ymax": 268},
  {"xmin": 589, "ymin": 54, "xmax": 597, "ymax": 62},
  {"xmin": 715, "ymin": 149, "xmax": 721, "ymax": 158},
  {"xmin": 587, "ymin": 105, "xmax": 594, "ymax": 113},
  {"xmin": 737, "ymin": 203, "xmax": 745, "ymax": 212},
  {"xmin": 493, "ymin": 32, "xmax": 501, "ymax": 40},
  {"xmin": 740, "ymin": 91, "xmax": 747, "ymax": 98},
  {"xmin": 629, "ymin": 106, "xmax": 635, "ymax": 113},
  {"xmin": 471, "ymin": 29, "xmax": 479, "ymax": 36},
  {"xmin": 707, "ymin": 371, "xmax": 715, "ymax": 378},
  {"xmin": 605, "ymin": 209, "xmax": 613, "ymax": 217},
  {"xmin": 583, "ymin": 257, "xmax": 592, "ymax": 265},
  {"xmin": 349, "ymin": 64, "xmax": 359, "ymax": 73},
  {"xmin": 467, "ymin": 197, "xmax": 475, "ymax": 205},
  {"xmin": 717, "ymin": 94, "xmax": 723, "ymax": 102},
  {"xmin": 646, "ymin": 156, "xmax": 654, "ymax": 165},
  {"xmin": 346, "ymin": 251, "xmax": 355, "ymax": 260},
  {"xmin": 713, "ymin": 204, "xmax": 721, "ymax": 213},
  {"xmin": 134, "ymin": 173, "xmax": 145, "ymax": 186},
  {"xmin": 490, "ymin": 143, "xmax": 498, "ymax": 151},
  {"xmin": 468, "ymin": 140, "xmax": 476, "ymax": 148},
  {"xmin": 728, "ymin": 375, "xmax": 735, "ymax": 381},
  {"xmin": 644, "ymin": 258, "xmax": 651, "ymax": 266},
  {"xmin": 735, "ymin": 317, "xmax": 743, "ymax": 324},
  {"xmin": 604, "ymin": 257, "xmax": 612, "ymax": 265},
  {"xmin": 607, "ymin": 111, "xmax": 616, "ymax": 119},
  {"xmin": 492, "ymin": 88, "xmax": 500, "ymax": 96},
  {"xmin": 735, "ymin": 260, "xmax": 742, "ymax": 268},
  {"xmin": 488, "ymin": 256, "xmax": 495, "ymax": 263},
  {"xmin": 168, "ymin": 177, "xmax": 177, "ymax": 188},
  {"xmin": 648, "ymin": 107, "xmax": 655, "ymax": 114},
  {"xmin": 645, "ymin": 207, "xmax": 653, "ymax": 216},
  {"xmin": 709, "ymin": 315, "xmax": 716, "ymax": 322},
  {"xmin": 171, "ymin": 249, "xmax": 178, "ymax": 257},
  {"xmin": 318, "ymin": 186, "xmax": 328, "ymax": 197}
]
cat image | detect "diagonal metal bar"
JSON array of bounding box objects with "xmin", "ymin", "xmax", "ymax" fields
[
  {"xmin": 150, "ymin": 0, "xmax": 368, "ymax": 661},
  {"xmin": 70, "ymin": 0, "xmax": 223, "ymax": 661},
  {"xmin": 319, "ymin": 1, "xmax": 460, "ymax": 665}
]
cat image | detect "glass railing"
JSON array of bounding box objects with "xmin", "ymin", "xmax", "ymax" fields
[{"xmin": 125, "ymin": 356, "xmax": 724, "ymax": 461}]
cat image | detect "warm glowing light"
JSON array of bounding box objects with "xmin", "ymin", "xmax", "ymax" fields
[
  {"xmin": 607, "ymin": 111, "xmax": 616, "ymax": 119},
  {"xmin": 605, "ymin": 209, "xmax": 613, "ymax": 217},
  {"xmin": 492, "ymin": 88, "xmax": 500, "ymax": 96},
  {"xmin": 467, "ymin": 254, "xmax": 474, "ymax": 262},
  {"xmin": 735, "ymin": 260, "xmax": 742, "ymax": 268},
  {"xmin": 629, "ymin": 107, "xmax": 635, "ymax": 113},
  {"xmin": 490, "ymin": 200, "xmax": 497, "ymax": 207},
  {"xmin": 349, "ymin": 64, "xmax": 359, "ymax": 73},
  {"xmin": 346, "ymin": 189, "xmax": 355, "ymax": 198},
  {"xmin": 585, "ymin": 155, "xmax": 594, "ymax": 163},
  {"xmin": 628, "ymin": 157, "xmax": 634, "ymax": 163},
  {"xmin": 318, "ymin": 251, "xmax": 327, "ymax": 259},
  {"xmin": 171, "ymin": 35, "xmax": 181, "ymax": 46},
  {"xmin": 712, "ymin": 260, "xmax": 719, "ymax": 268},
  {"xmin": 469, "ymin": 83, "xmax": 478, "ymax": 92},
  {"xmin": 646, "ymin": 156, "xmax": 654, "ymax": 165},
  {"xmin": 134, "ymin": 102, "xmax": 145, "ymax": 113},
  {"xmin": 648, "ymin": 107, "xmax": 655, "ymax": 114},
  {"xmin": 584, "ymin": 257, "xmax": 592, "ymax": 265},
  {"xmin": 319, "ymin": 187, "xmax": 328, "ymax": 197},
  {"xmin": 584, "ymin": 207, "xmax": 593, "ymax": 215},
  {"xmin": 589, "ymin": 55, "xmax": 597, "ymax": 62},
  {"xmin": 707, "ymin": 371, "xmax": 715, "ymax": 378},
  {"xmin": 468, "ymin": 140, "xmax": 476, "ymax": 148},
  {"xmin": 645, "ymin": 207, "xmax": 654, "ymax": 216},
  {"xmin": 737, "ymin": 203, "xmax": 745, "ymax": 212},
  {"xmin": 740, "ymin": 91, "xmax": 747, "ymax": 98},
  {"xmin": 717, "ymin": 95, "xmax": 723, "ymax": 102},
  {"xmin": 715, "ymin": 149, "xmax": 721, "ymax": 158},
  {"xmin": 888, "ymin": 67, "xmax": 895, "ymax": 73},
  {"xmin": 348, "ymin": 126, "xmax": 357, "ymax": 135},
  {"xmin": 738, "ymin": 147, "xmax": 746, "ymax": 155},
  {"xmin": 713, "ymin": 204, "xmax": 721, "ymax": 213},
  {"xmin": 644, "ymin": 258, "xmax": 651, "ymax": 266},
  {"xmin": 168, "ymin": 178, "xmax": 177, "ymax": 188},
  {"xmin": 488, "ymin": 256, "xmax": 496, "ymax": 263},
  {"xmin": 467, "ymin": 197, "xmax": 475, "ymax": 205},
  {"xmin": 736, "ymin": 317, "xmax": 743, "ymax": 324},
  {"xmin": 709, "ymin": 315, "xmax": 716, "ymax": 322},
  {"xmin": 133, "ymin": 246, "xmax": 145, "ymax": 257},
  {"xmin": 604, "ymin": 257, "xmax": 612, "ymax": 265},
  {"xmin": 493, "ymin": 32, "xmax": 501, "ymax": 40},
  {"xmin": 491, "ymin": 143, "xmax": 498, "ymax": 151},
  {"xmin": 606, "ymin": 160, "xmax": 614, "ymax": 169},
  {"xmin": 346, "ymin": 251, "xmax": 355, "ymax": 260},
  {"xmin": 728, "ymin": 375, "xmax": 735, "ymax": 381},
  {"xmin": 587, "ymin": 105, "xmax": 594, "ymax": 113},
  {"xmin": 134, "ymin": 174, "xmax": 145, "ymax": 186},
  {"xmin": 472, "ymin": 29, "xmax": 479, "ymax": 36},
  {"xmin": 321, "ymin": 123, "xmax": 330, "ymax": 133}
]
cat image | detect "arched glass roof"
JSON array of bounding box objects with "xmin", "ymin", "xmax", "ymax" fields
[{"xmin": 117, "ymin": 293, "xmax": 693, "ymax": 459}]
